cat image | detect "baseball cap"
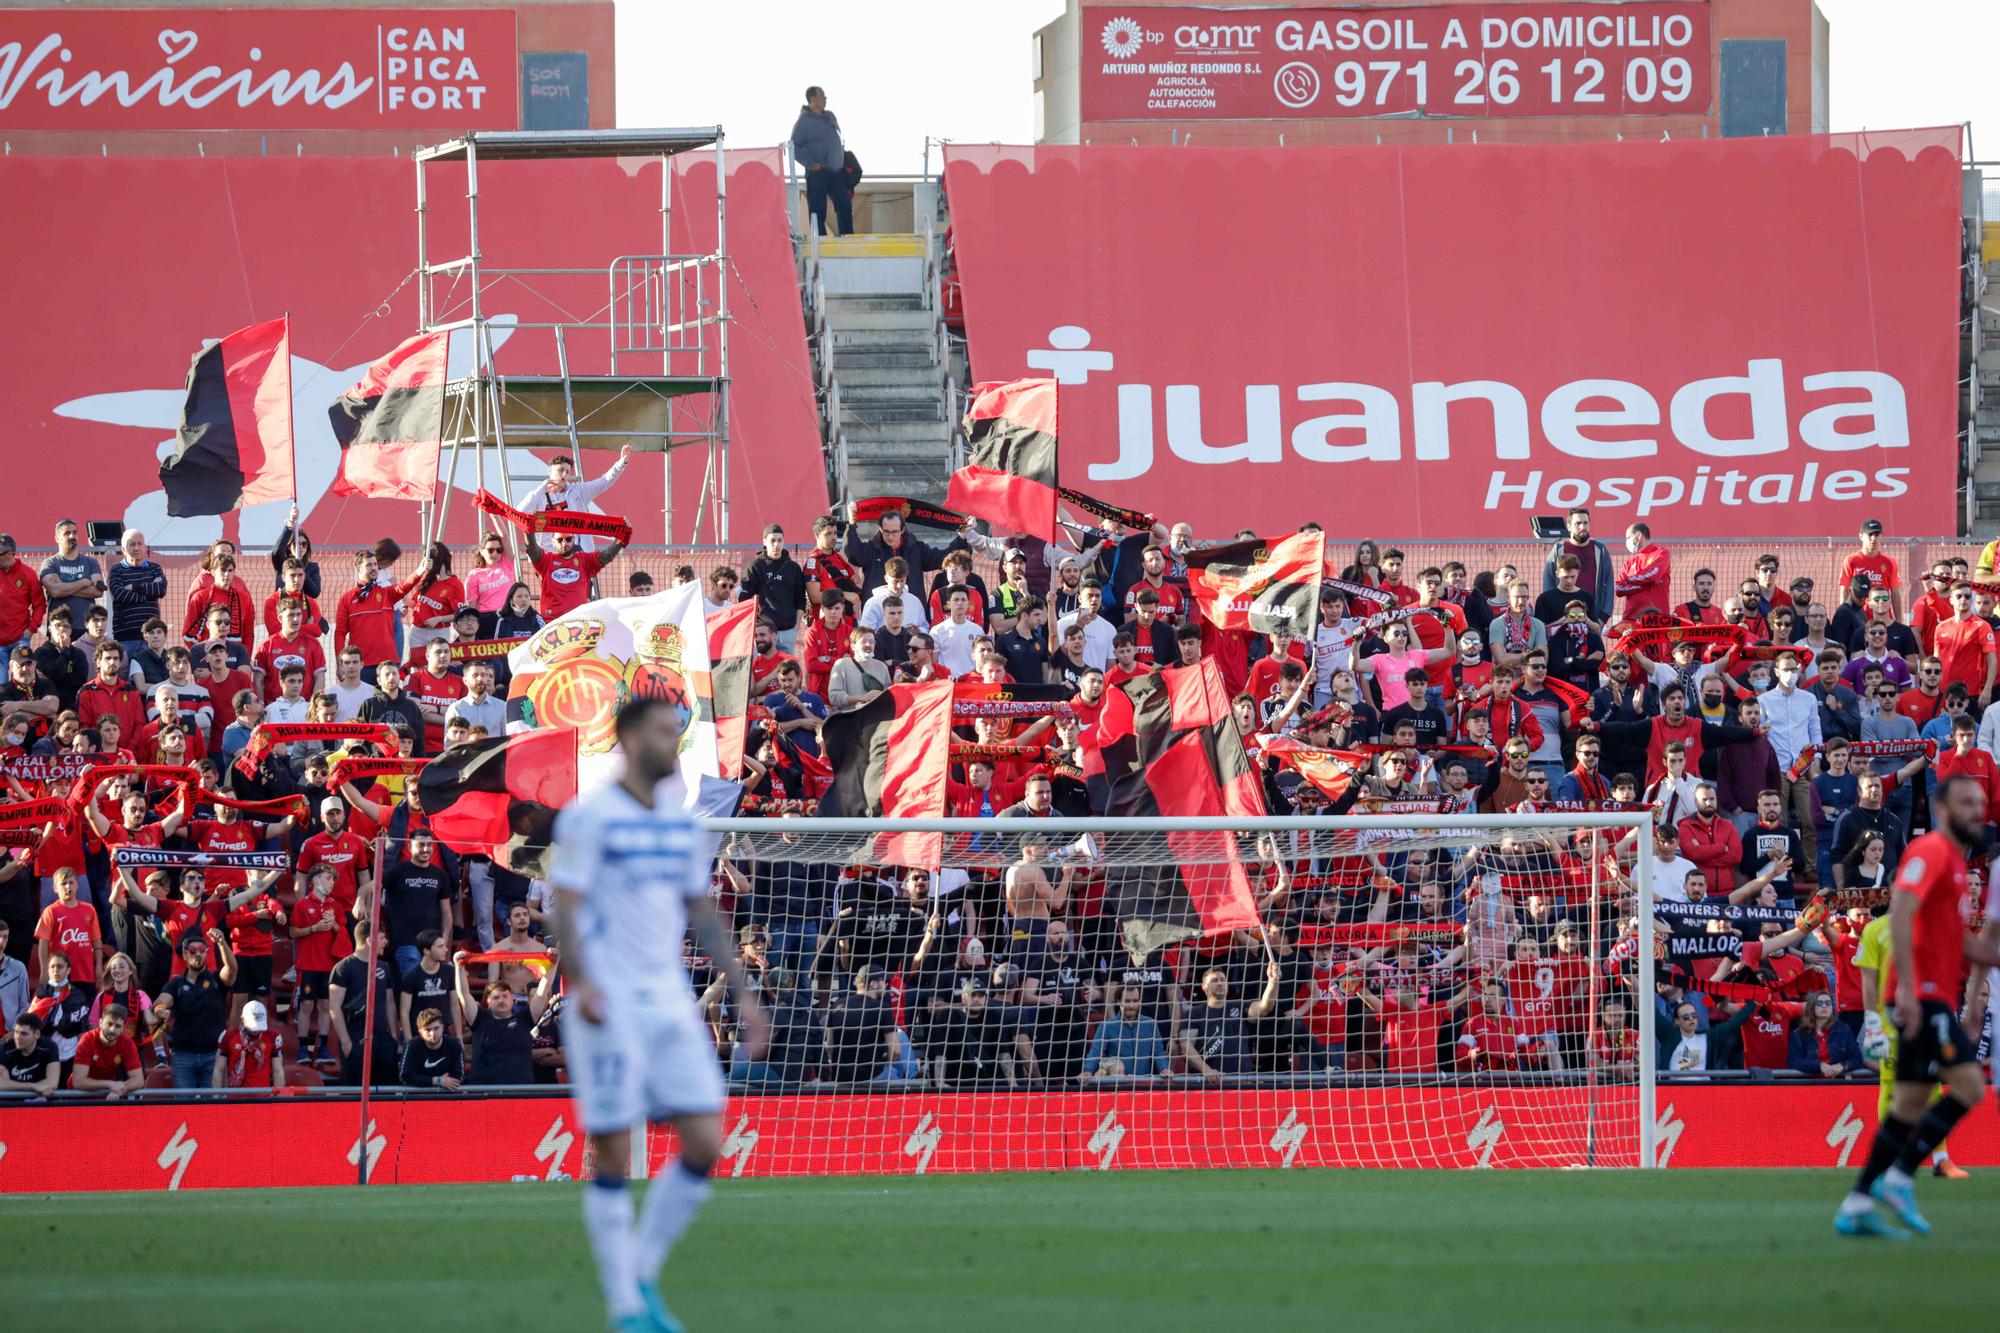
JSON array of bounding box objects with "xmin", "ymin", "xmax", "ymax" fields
[
  {"xmin": 320, "ymin": 796, "xmax": 345, "ymax": 815},
  {"xmin": 0, "ymin": 533, "xmax": 14, "ymax": 553},
  {"xmin": 453, "ymin": 604, "xmax": 480, "ymax": 621},
  {"xmin": 1859, "ymin": 518, "xmax": 1883, "ymax": 535},
  {"xmin": 1789, "ymin": 576, "xmax": 1814, "ymax": 591},
  {"xmin": 241, "ymin": 1000, "xmax": 269, "ymax": 1033},
  {"xmin": 961, "ymin": 976, "xmax": 989, "ymax": 994}
]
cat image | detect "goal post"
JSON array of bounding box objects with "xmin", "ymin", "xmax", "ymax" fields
[{"xmin": 695, "ymin": 812, "xmax": 1658, "ymax": 1174}]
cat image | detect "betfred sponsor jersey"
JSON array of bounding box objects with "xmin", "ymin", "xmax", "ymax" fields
[
  {"xmin": 530, "ymin": 547, "xmax": 604, "ymax": 619},
  {"xmin": 190, "ymin": 818, "xmax": 266, "ymax": 891}
]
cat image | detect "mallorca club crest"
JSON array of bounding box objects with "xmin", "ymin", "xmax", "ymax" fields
[{"xmin": 515, "ymin": 613, "xmax": 695, "ymax": 756}]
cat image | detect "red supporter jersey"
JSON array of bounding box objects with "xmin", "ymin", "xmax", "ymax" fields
[
  {"xmin": 72, "ymin": 1029, "xmax": 141, "ymax": 1085},
  {"xmin": 1378, "ymin": 1000, "xmax": 1448, "ymax": 1073},
  {"xmin": 262, "ymin": 590, "xmax": 324, "ymax": 637},
  {"xmin": 155, "ymin": 897, "xmax": 229, "ymax": 977},
  {"xmin": 1300, "ymin": 964, "xmax": 1347, "ymax": 1045},
  {"xmin": 254, "ymin": 632, "xmax": 325, "ymax": 700},
  {"xmin": 406, "ymin": 668, "xmax": 466, "ymax": 752},
  {"xmin": 1837, "ymin": 551, "xmax": 1899, "ymax": 594},
  {"xmin": 1459, "ymin": 1008, "xmax": 1525, "ymax": 1069},
  {"xmin": 219, "ymin": 1028, "xmax": 283, "ymax": 1088},
  {"xmin": 1932, "ymin": 616, "xmax": 1996, "ymax": 696},
  {"xmin": 1122, "ymin": 578, "xmax": 1185, "ymax": 622},
  {"xmin": 1826, "ymin": 925, "xmax": 1863, "ymax": 1012},
  {"xmin": 1740, "ymin": 1001, "xmax": 1801, "ymax": 1071},
  {"xmin": 400, "ymin": 573, "xmax": 467, "ymax": 630},
  {"xmin": 36, "ymin": 901, "xmax": 99, "ymax": 983},
  {"xmin": 531, "ymin": 547, "xmax": 604, "ymax": 618},
  {"xmin": 291, "ymin": 893, "xmax": 341, "ymax": 973},
  {"xmin": 801, "ymin": 548, "xmax": 860, "ymax": 594},
  {"xmin": 226, "ymin": 892, "xmax": 286, "ymax": 957},
  {"xmin": 1504, "ymin": 958, "xmax": 1567, "ymax": 1031},
  {"xmin": 1893, "ymin": 831, "xmax": 1974, "ymax": 1003},
  {"xmin": 1590, "ymin": 1026, "xmax": 1639, "ymax": 1066},
  {"xmin": 191, "ymin": 818, "xmax": 267, "ymax": 891}
]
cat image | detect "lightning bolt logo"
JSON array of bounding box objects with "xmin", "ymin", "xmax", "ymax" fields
[
  {"xmin": 1268, "ymin": 1109, "xmax": 1309, "ymax": 1168},
  {"xmin": 1655, "ymin": 1104, "xmax": 1685, "ymax": 1168},
  {"xmin": 1086, "ymin": 1110, "xmax": 1126, "ymax": 1171},
  {"xmin": 1826, "ymin": 1103, "xmax": 1864, "ymax": 1166},
  {"xmin": 1465, "ymin": 1107, "xmax": 1506, "ymax": 1168},
  {"xmin": 347, "ymin": 1119, "xmax": 387, "ymax": 1182},
  {"xmin": 720, "ymin": 1114, "xmax": 760, "ymax": 1179},
  {"xmin": 157, "ymin": 1123, "xmax": 198, "ymax": 1190},
  {"xmin": 903, "ymin": 1113, "xmax": 943, "ymax": 1174},
  {"xmin": 536, "ymin": 1115, "xmax": 576, "ymax": 1181}
]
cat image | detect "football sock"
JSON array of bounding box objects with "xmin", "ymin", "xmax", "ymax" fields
[
  {"xmin": 1896, "ymin": 1094, "xmax": 1971, "ymax": 1175},
  {"xmin": 583, "ymin": 1173, "xmax": 642, "ymax": 1318},
  {"xmin": 635, "ymin": 1157, "xmax": 714, "ymax": 1278},
  {"xmin": 1853, "ymin": 1114, "xmax": 1915, "ymax": 1195}
]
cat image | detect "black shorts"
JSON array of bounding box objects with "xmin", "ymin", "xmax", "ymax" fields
[
  {"xmin": 232, "ymin": 954, "xmax": 273, "ymax": 997},
  {"xmin": 1894, "ymin": 1000, "xmax": 1976, "ymax": 1084},
  {"xmin": 298, "ymin": 969, "xmax": 331, "ymax": 1001}
]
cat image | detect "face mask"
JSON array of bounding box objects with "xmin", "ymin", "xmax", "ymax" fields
[{"xmin": 1775, "ymin": 668, "xmax": 1799, "ymax": 687}]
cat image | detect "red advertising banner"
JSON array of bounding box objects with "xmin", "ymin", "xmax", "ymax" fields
[
  {"xmin": 3, "ymin": 1085, "xmax": 1991, "ymax": 1191},
  {"xmin": 1081, "ymin": 2, "xmax": 1713, "ymax": 121},
  {"xmin": 0, "ymin": 7, "xmax": 519, "ymax": 129},
  {"xmin": 0, "ymin": 150, "xmax": 823, "ymax": 546},
  {"xmin": 942, "ymin": 133, "xmax": 1962, "ymax": 539}
]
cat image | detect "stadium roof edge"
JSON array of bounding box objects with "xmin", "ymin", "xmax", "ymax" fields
[{"xmin": 415, "ymin": 128, "xmax": 723, "ymax": 162}]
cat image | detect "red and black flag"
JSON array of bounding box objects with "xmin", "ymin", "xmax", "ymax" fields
[
  {"xmin": 819, "ymin": 680, "xmax": 954, "ymax": 867},
  {"xmin": 419, "ymin": 728, "xmax": 579, "ymax": 878},
  {"xmin": 1185, "ymin": 530, "xmax": 1325, "ymax": 636},
  {"xmin": 1260, "ymin": 735, "xmax": 1367, "ymax": 804},
  {"xmin": 947, "ymin": 377, "xmax": 1059, "ymax": 542},
  {"xmin": 329, "ymin": 331, "xmax": 448, "ymax": 502},
  {"xmin": 707, "ymin": 599, "xmax": 758, "ymax": 780},
  {"xmin": 1092, "ymin": 658, "xmax": 1265, "ymax": 958},
  {"xmin": 161, "ymin": 316, "xmax": 295, "ymax": 516}
]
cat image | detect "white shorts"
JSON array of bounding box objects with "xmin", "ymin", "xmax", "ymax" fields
[{"xmin": 566, "ymin": 1002, "xmax": 725, "ymax": 1135}]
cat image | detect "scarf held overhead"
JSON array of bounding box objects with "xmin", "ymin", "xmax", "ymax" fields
[{"xmin": 474, "ymin": 489, "xmax": 633, "ymax": 543}]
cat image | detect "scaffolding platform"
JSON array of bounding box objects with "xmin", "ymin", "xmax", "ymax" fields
[{"xmin": 414, "ymin": 126, "xmax": 735, "ymax": 544}]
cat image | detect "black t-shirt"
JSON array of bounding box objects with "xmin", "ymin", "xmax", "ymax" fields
[
  {"xmin": 161, "ymin": 969, "xmax": 229, "ymax": 1054},
  {"xmin": 931, "ymin": 1004, "xmax": 1022, "ymax": 1084},
  {"xmin": 1186, "ymin": 1000, "xmax": 1255, "ymax": 1075},
  {"xmin": 1113, "ymin": 963, "xmax": 1175, "ymax": 1028},
  {"xmin": 383, "ymin": 860, "xmax": 452, "ymax": 950},
  {"xmin": 822, "ymin": 993, "xmax": 893, "ymax": 1081},
  {"xmin": 764, "ymin": 997, "xmax": 823, "ymax": 1082},
  {"xmin": 329, "ymin": 955, "xmax": 396, "ymax": 1039},
  {"xmin": 2, "ymin": 1037, "xmax": 57, "ymax": 1085},
  {"xmin": 751, "ymin": 859, "xmax": 836, "ymax": 928},
  {"xmin": 468, "ymin": 1006, "xmax": 535, "ymax": 1085},
  {"xmin": 33, "ymin": 985, "xmax": 94, "ymax": 1051},
  {"xmin": 399, "ymin": 963, "xmax": 455, "ymax": 1029},
  {"xmin": 1381, "ymin": 701, "xmax": 1451, "ymax": 750},
  {"xmin": 995, "ymin": 629, "xmax": 1051, "ymax": 685},
  {"xmin": 401, "ymin": 1034, "xmax": 465, "ymax": 1088},
  {"xmin": 827, "ymin": 885, "xmax": 925, "ymax": 974}
]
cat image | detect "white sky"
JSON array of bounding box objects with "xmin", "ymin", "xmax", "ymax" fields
[{"xmin": 617, "ymin": 1, "xmax": 1998, "ymax": 173}]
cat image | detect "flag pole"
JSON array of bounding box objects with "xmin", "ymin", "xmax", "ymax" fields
[
  {"xmin": 284, "ymin": 312, "xmax": 297, "ymax": 503},
  {"xmin": 355, "ymin": 829, "xmax": 388, "ymax": 1186}
]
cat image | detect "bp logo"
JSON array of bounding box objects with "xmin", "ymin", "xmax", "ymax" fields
[{"xmin": 1100, "ymin": 16, "xmax": 1146, "ymax": 57}]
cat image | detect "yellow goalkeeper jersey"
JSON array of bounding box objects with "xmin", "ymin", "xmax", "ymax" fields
[{"xmin": 1857, "ymin": 915, "xmax": 1893, "ymax": 1013}]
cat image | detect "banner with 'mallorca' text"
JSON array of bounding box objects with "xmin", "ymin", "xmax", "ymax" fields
[{"xmin": 941, "ymin": 132, "xmax": 1962, "ymax": 538}]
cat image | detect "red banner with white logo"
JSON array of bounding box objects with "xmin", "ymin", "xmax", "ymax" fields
[
  {"xmin": 0, "ymin": 150, "xmax": 821, "ymax": 546},
  {"xmin": 0, "ymin": 7, "xmax": 519, "ymax": 130},
  {"xmin": 2, "ymin": 1086, "xmax": 1991, "ymax": 1191},
  {"xmin": 1082, "ymin": 2, "xmax": 1712, "ymax": 121},
  {"xmin": 942, "ymin": 132, "xmax": 1961, "ymax": 539}
]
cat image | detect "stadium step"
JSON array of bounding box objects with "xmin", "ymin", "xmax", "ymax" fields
[{"xmin": 841, "ymin": 401, "xmax": 946, "ymax": 425}]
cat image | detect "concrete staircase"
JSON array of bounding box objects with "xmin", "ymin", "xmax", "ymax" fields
[{"xmin": 826, "ymin": 290, "xmax": 954, "ymax": 501}]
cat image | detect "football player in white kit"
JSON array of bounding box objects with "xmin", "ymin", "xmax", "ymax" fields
[{"xmin": 552, "ymin": 697, "xmax": 767, "ymax": 1332}]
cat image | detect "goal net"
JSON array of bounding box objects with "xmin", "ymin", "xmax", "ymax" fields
[{"xmin": 685, "ymin": 813, "xmax": 1658, "ymax": 1176}]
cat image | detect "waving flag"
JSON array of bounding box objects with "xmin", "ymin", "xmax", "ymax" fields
[
  {"xmin": 1092, "ymin": 658, "xmax": 1264, "ymax": 957},
  {"xmin": 328, "ymin": 331, "xmax": 448, "ymax": 501},
  {"xmin": 1260, "ymin": 735, "xmax": 1367, "ymax": 803},
  {"xmin": 505, "ymin": 581, "xmax": 718, "ymax": 794},
  {"xmin": 947, "ymin": 377, "xmax": 1060, "ymax": 542},
  {"xmin": 706, "ymin": 598, "xmax": 758, "ymax": 780},
  {"xmin": 1185, "ymin": 530, "xmax": 1325, "ymax": 636},
  {"xmin": 161, "ymin": 316, "xmax": 294, "ymax": 516},
  {"xmin": 819, "ymin": 681, "xmax": 954, "ymax": 868},
  {"xmin": 420, "ymin": 729, "xmax": 579, "ymax": 877}
]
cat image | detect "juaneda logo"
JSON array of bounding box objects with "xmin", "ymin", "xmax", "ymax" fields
[{"xmin": 1031, "ymin": 327, "xmax": 1914, "ymax": 521}]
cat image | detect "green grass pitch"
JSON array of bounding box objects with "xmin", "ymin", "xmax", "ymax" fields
[{"xmin": 2, "ymin": 1169, "xmax": 1990, "ymax": 1329}]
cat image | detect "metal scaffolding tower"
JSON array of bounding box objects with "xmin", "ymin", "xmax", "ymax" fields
[{"xmin": 412, "ymin": 127, "xmax": 734, "ymax": 545}]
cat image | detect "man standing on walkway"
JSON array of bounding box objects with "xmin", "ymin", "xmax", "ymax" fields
[{"xmin": 790, "ymin": 85, "xmax": 853, "ymax": 237}]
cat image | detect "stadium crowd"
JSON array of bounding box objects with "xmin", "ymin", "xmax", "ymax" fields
[{"xmin": 2, "ymin": 458, "xmax": 1997, "ymax": 1099}]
